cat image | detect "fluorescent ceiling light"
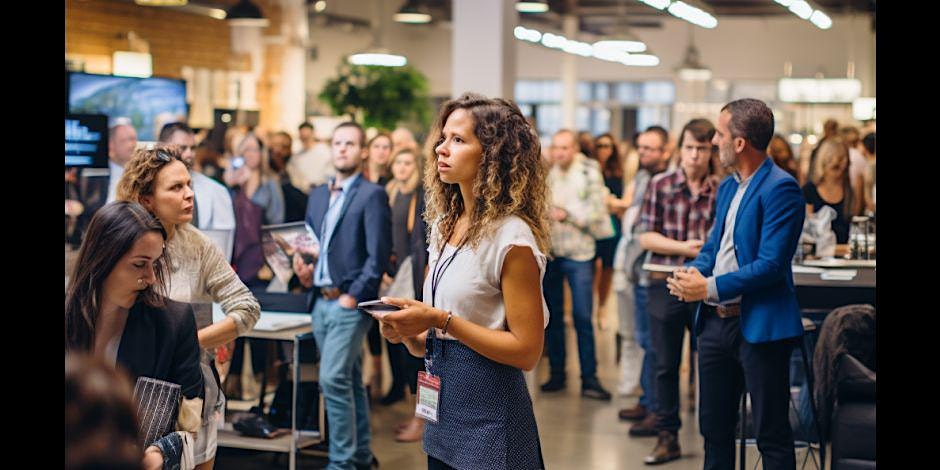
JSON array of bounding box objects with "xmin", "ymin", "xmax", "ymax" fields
[
  {"xmin": 789, "ymin": 1, "xmax": 813, "ymax": 20},
  {"xmin": 622, "ymin": 54, "xmax": 660, "ymax": 67},
  {"xmin": 314, "ymin": 1, "xmax": 327, "ymax": 12},
  {"xmin": 788, "ymin": 133, "xmax": 803, "ymax": 145},
  {"xmin": 514, "ymin": 26, "xmax": 542, "ymax": 42},
  {"xmin": 516, "ymin": 1, "xmax": 549, "ymax": 13},
  {"xmin": 394, "ymin": 2, "xmax": 432, "ymax": 24},
  {"xmin": 638, "ymin": 0, "xmax": 670, "ymax": 10},
  {"xmin": 668, "ymin": 1, "xmax": 718, "ymax": 29},
  {"xmin": 810, "ymin": 10, "xmax": 832, "ymax": 29},
  {"xmin": 638, "ymin": 1, "xmax": 718, "ymax": 29},
  {"xmin": 593, "ymin": 39, "xmax": 646, "ymax": 53},
  {"xmin": 517, "ymin": 25, "xmax": 660, "ymax": 67},
  {"xmin": 775, "ymin": 0, "xmax": 832, "ymax": 30},
  {"xmin": 349, "ymin": 51, "xmax": 407, "ymax": 67}
]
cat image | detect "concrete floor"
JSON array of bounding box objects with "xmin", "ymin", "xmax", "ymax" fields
[{"xmin": 216, "ymin": 290, "xmax": 805, "ymax": 469}]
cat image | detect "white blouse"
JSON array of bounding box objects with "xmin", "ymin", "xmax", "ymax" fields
[{"xmin": 424, "ymin": 215, "xmax": 550, "ymax": 340}]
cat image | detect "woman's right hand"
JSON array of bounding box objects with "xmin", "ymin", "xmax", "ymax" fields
[{"xmin": 142, "ymin": 446, "xmax": 163, "ymax": 470}]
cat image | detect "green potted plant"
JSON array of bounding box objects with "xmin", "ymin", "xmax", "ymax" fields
[{"xmin": 318, "ymin": 60, "xmax": 432, "ymax": 131}]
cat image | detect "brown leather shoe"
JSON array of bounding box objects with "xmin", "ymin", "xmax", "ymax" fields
[
  {"xmin": 618, "ymin": 404, "xmax": 648, "ymax": 421},
  {"xmin": 644, "ymin": 431, "xmax": 681, "ymax": 465},
  {"xmin": 629, "ymin": 412, "xmax": 659, "ymax": 437}
]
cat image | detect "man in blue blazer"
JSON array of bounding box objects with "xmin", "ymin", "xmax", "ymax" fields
[
  {"xmin": 667, "ymin": 99, "xmax": 805, "ymax": 470},
  {"xmin": 293, "ymin": 121, "xmax": 390, "ymax": 470}
]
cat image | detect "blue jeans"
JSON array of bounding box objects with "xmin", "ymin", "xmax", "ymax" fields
[
  {"xmin": 634, "ymin": 284, "xmax": 657, "ymax": 410},
  {"xmin": 311, "ymin": 298, "xmax": 374, "ymax": 470},
  {"xmin": 544, "ymin": 257, "xmax": 598, "ymax": 381}
]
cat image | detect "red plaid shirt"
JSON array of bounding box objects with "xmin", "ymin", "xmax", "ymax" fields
[{"xmin": 637, "ymin": 168, "xmax": 720, "ymax": 266}]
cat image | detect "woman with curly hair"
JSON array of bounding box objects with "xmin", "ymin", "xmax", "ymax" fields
[
  {"xmin": 117, "ymin": 144, "xmax": 260, "ymax": 470},
  {"xmin": 378, "ymin": 92, "xmax": 550, "ymax": 469}
]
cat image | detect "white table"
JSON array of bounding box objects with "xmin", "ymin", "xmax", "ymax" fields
[{"xmin": 212, "ymin": 305, "xmax": 322, "ymax": 470}]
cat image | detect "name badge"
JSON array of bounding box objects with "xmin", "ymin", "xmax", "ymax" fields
[{"xmin": 415, "ymin": 371, "xmax": 441, "ymax": 423}]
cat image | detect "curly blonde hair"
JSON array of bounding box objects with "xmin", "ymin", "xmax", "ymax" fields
[
  {"xmin": 424, "ymin": 92, "xmax": 551, "ymax": 255},
  {"xmin": 116, "ymin": 143, "xmax": 190, "ymax": 203}
]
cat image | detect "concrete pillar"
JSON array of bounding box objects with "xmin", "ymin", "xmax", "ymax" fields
[
  {"xmin": 230, "ymin": 24, "xmax": 265, "ymax": 110},
  {"xmin": 278, "ymin": 0, "xmax": 308, "ymax": 133},
  {"xmin": 561, "ymin": 14, "xmax": 578, "ymax": 129},
  {"xmin": 452, "ymin": 0, "xmax": 517, "ymax": 99}
]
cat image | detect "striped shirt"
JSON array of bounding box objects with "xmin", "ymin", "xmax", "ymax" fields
[{"xmin": 637, "ymin": 168, "xmax": 719, "ymax": 267}]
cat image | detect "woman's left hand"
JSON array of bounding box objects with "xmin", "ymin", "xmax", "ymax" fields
[{"xmin": 380, "ymin": 296, "xmax": 447, "ymax": 337}]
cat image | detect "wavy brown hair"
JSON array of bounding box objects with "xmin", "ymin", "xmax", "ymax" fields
[
  {"xmin": 116, "ymin": 143, "xmax": 190, "ymax": 204},
  {"xmin": 424, "ymin": 92, "xmax": 551, "ymax": 254}
]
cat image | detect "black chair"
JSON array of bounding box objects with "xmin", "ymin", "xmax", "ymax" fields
[{"xmin": 829, "ymin": 354, "xmax": 875, "ymax": 470}]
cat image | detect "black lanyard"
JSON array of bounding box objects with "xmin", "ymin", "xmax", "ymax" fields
[{"xmin": 430, "ymin": 236, "xmax": 467, "ymax": 309}]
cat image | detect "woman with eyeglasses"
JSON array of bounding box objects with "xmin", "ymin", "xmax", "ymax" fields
[
  {"xmin": 65, "ymin": 201, "xmax": 204, "ymax": 470},
  {"xmin": 591, "ymin": 133, "xmax": 629, "ymax": 330},
  {"xmin": 117, "ymin": 144, "xmax": 261, "ymax": 470}
]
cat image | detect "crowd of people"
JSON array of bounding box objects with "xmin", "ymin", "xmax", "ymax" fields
[{"xmin": 65, "ymin": 93, "xmax": 875, "ymax": 469}]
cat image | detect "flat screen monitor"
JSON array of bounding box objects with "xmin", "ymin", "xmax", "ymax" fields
[
  {"xmin": 65, "ymin": 113, "xmax": 109, "ymax": 168},
  {"xmin": 67, "ymin": 72, "xmax": 188, "ymax": 142}
]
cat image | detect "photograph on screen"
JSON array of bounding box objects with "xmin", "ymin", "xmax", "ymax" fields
[
  {"xmin": 261, "ymin": 222, "xmax": 320, "ymax": 285},
  {"xmin": 67, "ymin": 72, "xmax": 188, "ymax": 142}
]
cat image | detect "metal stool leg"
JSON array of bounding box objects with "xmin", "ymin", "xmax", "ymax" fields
[
  {"xmin": 800, "ymin": 341, "xmax": 825, "ymax": 470},
  {"xmin": 740, "ymin": 392, "xmax": 747, "ymax": 470}
]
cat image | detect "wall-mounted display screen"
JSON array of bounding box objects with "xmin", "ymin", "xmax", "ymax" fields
[
  {"xmin": 65, "ymin": 114, "xmax": 109, "ymax": 168},
  {"xmin": 67, "ymin": 72, "xmax": 188, "ymax": 141}
]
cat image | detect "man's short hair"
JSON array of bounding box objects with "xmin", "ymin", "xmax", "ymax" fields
[
  {"xmin": 720, "ymin": 99, "xmax": 775, "ymax": 151},
  {"xmin": 553, "ymin": 128, "xmax": 577, "ymax": 144},
  {"xmin": 109, "ymin": 123, "xmax": 134, "ymax": 141},
  {"xmin": 862, "ymin": 132, "xmax": 875, "ymax": 155},
  {"xmin": 298, "ymin": 122, "xmax": 313, "ymax": 132},
  {"xmin": 333, "ymin": 121, "xmax": 366, "ymax": 147},
  {"xmin": 678, "ymin": 119, "xmax": 715, "ymax": 148},
  {"xmin": 642, "ymin": 125, "xmax": 669, "ymax": 147},
  {"xmin": 158, "ymin": 122, "xmax": 193, "ymax": 143}
]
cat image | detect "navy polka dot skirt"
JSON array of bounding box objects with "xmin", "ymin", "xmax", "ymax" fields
[{"xmin": 423, "ymin": 329, "xmax": 545, "ymax": 469}]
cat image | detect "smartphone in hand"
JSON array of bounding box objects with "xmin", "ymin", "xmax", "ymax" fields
[{"xmin": 357, "ymin": 300, "xmax": 401, "ymax": 319}]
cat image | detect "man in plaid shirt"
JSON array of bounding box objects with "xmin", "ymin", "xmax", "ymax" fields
[{"xmin": 633, "ymin": 119, "xmax": 721, "ymax": 464}]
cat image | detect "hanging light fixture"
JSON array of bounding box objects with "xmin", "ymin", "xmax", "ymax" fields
[
  {"xmin": 593, "ymin": 2, "xmax": 647, "ymax": 53},
  {"xmin": 394, "ymin": 1, "xmax": 432, "ymax": 24},
  {"xmin": 226, "ymin": 0, "xmax": 270, "ymax": 27},
  {"xmin": 676, "ymin": 25, "xmax": 711, "ymax": 81},
  {"xmin": 516, "ymin": 1, "xmax": 549, "ymax": 13},
  {"xmin": 349, "ymin": 0, "xmax": 407, "ymax": 67},
  {"xmin": 135, "ymin": 0, "xmax": 187, "ymax": 5}
]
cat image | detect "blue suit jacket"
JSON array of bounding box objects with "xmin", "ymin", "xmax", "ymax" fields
[
  {"xmin": 688, "ymin": 157, "xmax": 806, "ymax": 343},
  {"xmin": 305, "ymin": 176, "xmax": 391, "ymax": 303}
]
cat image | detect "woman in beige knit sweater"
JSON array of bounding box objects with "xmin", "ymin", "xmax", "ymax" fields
[{"xmin": 117, "ymin": 144, "xmax": 261, "ymax": 470}]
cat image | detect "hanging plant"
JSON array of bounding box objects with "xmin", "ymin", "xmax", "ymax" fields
[{"xmin": 318, "ymin": 60, "xmax": 432, "ymax": 131}]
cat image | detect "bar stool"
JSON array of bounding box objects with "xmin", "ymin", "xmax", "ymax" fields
[{"xmin": 737, "ymin": 317, "xmax": 826, "ymax": 470}]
